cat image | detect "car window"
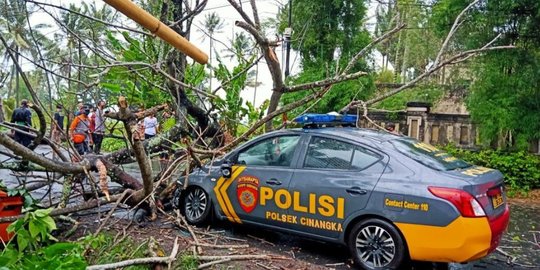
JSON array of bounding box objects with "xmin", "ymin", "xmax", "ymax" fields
[
  {"xmin": 237, "ymin": 135, "xmax": 300, "ymax": 167},
  {"xmin": 391, "ymin": 139, "xmax": 471, "ymax": 171},
  {"xmin": 351, "ymin": 147, "xmax": 381, "ymax": 170},
  {"xmin": 304, "ymin": 137, "xmax": 380, "ymax": 170}
]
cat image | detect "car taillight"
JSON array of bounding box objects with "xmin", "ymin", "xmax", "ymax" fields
[{"xmin": 428, "ymin": 186, "xmax": 486, "ymax": 217}]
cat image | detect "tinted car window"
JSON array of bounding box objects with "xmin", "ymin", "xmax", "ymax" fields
[
  {"xmin": 304, "ymin": 137, "xmax": 380, "ymax": 170},
  {"xmin": 351, "ymin": 147, "xmax": 381, "ymax": 170},
  {"xmin": 391, "ymin": 139, "xmax": 470, "ymax": 171},
  {"xmin": 237, "ymin": 135, "xmax": 300, "ymax": 167}
]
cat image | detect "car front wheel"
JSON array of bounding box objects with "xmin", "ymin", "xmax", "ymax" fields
[
  {"xmin": 183, "ymin": 187, "xmax": 211, "ymax": 225},
  {"xmin": 348, "ymin": 218, "xmax": 407, "ymax": 270}
]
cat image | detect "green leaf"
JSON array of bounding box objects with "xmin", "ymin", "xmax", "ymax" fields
[
  {"xmin": 43, "ymin": 243, "xmax": 79, "ymax": 257},
  {"xmin": 100, "ymin": 82, "xmax": 121, "ymax": 93},
  {"xmin": 28, "ymin": 220, "xmax": 40, "ymax": 238},
  {"xmin": 6, "ymin": 219, "xmax": 23, "ymax": 233},
  {"xmin": 16, "ymin": 230, "xmax": 29, "ymax": 252},
  {"xmin": 34, "ymin": 208, "xmax": 52, "ymax": 218},
  {"xmin": 41, "ymin": 216, "xmax": 57, "ymax": 232}
]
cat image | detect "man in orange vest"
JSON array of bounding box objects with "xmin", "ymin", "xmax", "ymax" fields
[{"xmin": 69, "ymin": 105, "xmax": 93, "ymax": 155}]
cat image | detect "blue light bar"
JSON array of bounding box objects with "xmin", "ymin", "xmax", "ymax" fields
[{"xmin": 293, "ymin": 113, "xmax": 357, "ymax": 125}]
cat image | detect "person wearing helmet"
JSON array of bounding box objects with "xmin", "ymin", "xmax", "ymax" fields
[{"xmin": 69, "ymin": 105, "xmax": 93, "ymax": 155}]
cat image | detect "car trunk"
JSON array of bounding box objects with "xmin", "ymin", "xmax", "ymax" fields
[{"xmin": 444, "ymin": 166, "xmax": 510, "ymax": 252}]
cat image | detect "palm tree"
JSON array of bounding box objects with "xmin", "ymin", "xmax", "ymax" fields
[
  {"xmin": 201, "ymin": 12, "xmax": 225, "ymax": 90},
  {"xmin": 0, "ymin": 0, "xmax": 50, "ymax": 104}
]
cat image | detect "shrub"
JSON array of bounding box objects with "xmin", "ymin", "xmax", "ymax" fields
[
  {"xmin": 100, "ymin": 138, "xmax": 128, "ymax": 152},
  {"xmin": 444, "ymin": 146, "xmax": 540, "ymax": 191}
]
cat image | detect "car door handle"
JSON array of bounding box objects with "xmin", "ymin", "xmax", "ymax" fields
[
  {"xmin": 266, "ymin": 178, "xmax": 282, "ymax": 186},
  {"xmin": 346, "ymin": 187, "xmax": 367, "ymax": 195}
]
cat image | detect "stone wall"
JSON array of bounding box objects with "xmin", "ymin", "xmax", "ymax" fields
[{"xmin": 356, "ymin": 102, "xmax": 478, "ymax": 148}]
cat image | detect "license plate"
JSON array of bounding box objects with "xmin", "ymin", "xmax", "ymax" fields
[{"xmin": 491, "ymin": 194, "xmax": 504, "ymax": 209}]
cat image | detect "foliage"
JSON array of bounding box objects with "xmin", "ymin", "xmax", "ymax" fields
[
  {"xmin": 0, "ymin": 209, "xmax": 86, "ymax": 269},
  {"xmin": 100, "ymin": 138, "xmax": 128, "ymax": 152},
  {"xmin": 380, "ymin": 0, "xmax": 440, "ymax": 81},
  {"xmin": 213, "ymin": 55, "xmax": 255, "ymax": 135},
  {"xmin": 276, "ymin": 0, "xmax": 376, "ymax": 114},
  {"xmin": 82, "ymin": 233, "xmax": 148, "ymax": 270},
  {"xmin": 102, "ymin": 31, "xmax": 171, "ymax": 108},
  {"xmin": 178, "ymin": 253, "xmax": 198, "ymax": 270},
  {"xmin": 431, "ymin": 0, "xmax": 540, "ymax": 149},
  {"xmin": 278, "ymin": 0, "xmax": 370, "ymax": 67},
  {"xmin": 444, "ymin": 146, "xmax": 540, "ymax": 192}
]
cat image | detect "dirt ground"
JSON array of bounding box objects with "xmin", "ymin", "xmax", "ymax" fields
[{"xmin": 61, "ymin": 191, "xmax": 540, "ymax": 270}]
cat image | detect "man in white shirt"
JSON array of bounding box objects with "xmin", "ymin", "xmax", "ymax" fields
[{"xmin": 143, "ymin": 113, "xmax": 159, "ymax": 139}]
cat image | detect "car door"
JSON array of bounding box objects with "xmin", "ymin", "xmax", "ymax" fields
[
  {"xmin": 221, "ymin": 134, "xmax": 303, "ymax": 228},
  {"xmin": 287, "ymin": 135, "xmax": 387, "ymax": 239}
]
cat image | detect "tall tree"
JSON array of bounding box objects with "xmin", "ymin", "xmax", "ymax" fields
[
  {"xmin": 201, "ymin": 12, "xmax": 225, "ymax": 91},
  {"xmin": 0, "ymin": 0, "xmax": 49, "ymax": 103},
  {"xmin": 278, "ymin": 0, "xmax": 375, "ymax": 114}
]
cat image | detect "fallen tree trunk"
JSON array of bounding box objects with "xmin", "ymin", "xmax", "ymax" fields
[{"xmin": 0, "ymin": 189, "xmax": 143, "ymax": 223}]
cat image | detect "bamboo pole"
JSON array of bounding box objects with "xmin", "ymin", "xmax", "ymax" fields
[{"xmin": 103, "ymin": 0, "xmax": 208, "ymax": 64}]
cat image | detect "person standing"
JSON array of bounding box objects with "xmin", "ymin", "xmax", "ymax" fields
[
  {"xmin": 92, "ymin": 100, "xmax": 106, "ymax": 154},
  {"xmin": 143, "ymin": 113, "xmax": 159, "ymax": 140},
  {"xmin": 52, "ymin": 104, "xmax": 64, "ymax": 143},
  {"xmin": 74, "ymin": 100, "xmax": 84, "ymax": 116},
  {"xmin": 69, "ymin": 105, "xmax": 92, "ymax": 155},
  {"xmin": 88, "ymin": 106, "xmax": 96, "ymax": 151},
  {"xmin": 10, "ymin": 99, "xmax": 32, "ymax": 148}
]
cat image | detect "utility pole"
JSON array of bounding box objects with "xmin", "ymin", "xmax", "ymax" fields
[{"xmin": 103, "ymin": 0, "xmax": 208, "ymax": 64}]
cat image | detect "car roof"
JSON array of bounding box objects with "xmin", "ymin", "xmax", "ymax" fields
[{"xmin": 273, "ymin": 127, "xmax": 401, "ymax": 144}]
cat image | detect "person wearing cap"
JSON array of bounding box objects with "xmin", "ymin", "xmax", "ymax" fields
[
  {"xmin": 92, "ymin": 100, "xmax": 106, "ymax": 154},
  {"xmin": 10, "ymin": 99, "xmax": 33, "ymax": 148},
  {"xmin": 69, "ymin": 105, "xmax": 93, "ymax": 155}
]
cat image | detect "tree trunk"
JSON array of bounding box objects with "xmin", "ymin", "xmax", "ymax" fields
[{"xmin": 15, "ymin": 46, "xmax": 20, "ymax": 105}]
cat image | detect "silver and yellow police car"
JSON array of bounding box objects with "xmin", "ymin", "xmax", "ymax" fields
[{"xmin": 174, "ymin": 113, "xmax": 510, "ymax": 269}]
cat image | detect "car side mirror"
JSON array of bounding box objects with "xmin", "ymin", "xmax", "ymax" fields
[{"xmin": 221, "ymin": 160, "xmax": 232, "ymax": 178}]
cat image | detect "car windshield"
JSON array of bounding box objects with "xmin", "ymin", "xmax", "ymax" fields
[{"xmin": 391, "ymin": 139, "xmax": 471, "ymax": 171}]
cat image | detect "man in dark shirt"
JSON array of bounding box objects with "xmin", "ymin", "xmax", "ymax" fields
[
  {"xmin": 53, "ymin": 104, "xmax": 64, "ymax": 144},
  {"xmin": 10, "ymin": 99, "xmax": 33, "ymax": 148}
]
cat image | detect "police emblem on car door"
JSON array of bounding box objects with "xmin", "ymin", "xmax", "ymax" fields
[{"xmin": 216, "ymin": 134, "xmax": 303, "ymax": 227}]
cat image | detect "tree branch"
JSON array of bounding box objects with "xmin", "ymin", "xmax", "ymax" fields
[
  {"xmin": 86, "ymin": 237, "xmax": 179, "ymax": 270},
  {"xmin": 343, "ymin": 45, "xmax": 515, "ymax": 111},
  {"xmin": 226, "ymin": 0, "xmax": 255, "ymax": 27},
  {"xmin": 432, "ymin": 0, "xmax": 479, "ymax": 68},
  {"xmin": 342, "ymin": 22, "xmax": 406, "ymax": 74},
  {"xmin": 286, "ymin": 71, "xmax": 368, "ymax": 93},
  {"xmin": 249, "ymin": 0, "xmax": 261, "ymax": 29}
]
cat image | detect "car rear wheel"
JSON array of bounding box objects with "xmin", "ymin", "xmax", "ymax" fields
[
  {"xmin": 348, "ymin": 218, "xmax": 406, "ymax": 270},
  {"xmin": 183, "ymin": 187, "xmax": 211, "ymax": 225}
]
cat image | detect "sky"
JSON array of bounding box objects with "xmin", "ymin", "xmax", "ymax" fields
[{"xmin": 24, "ymin": 0, "xmax": 380, "ymax": 108}]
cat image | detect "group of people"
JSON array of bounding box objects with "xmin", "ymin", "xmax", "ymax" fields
[
  {"xmin": 10, "ymin": 99, "xmax": 162, "ymax": 157},
  {"xmin": 65, "ymin": 100, "xmax": 107, "ymax": 155}
]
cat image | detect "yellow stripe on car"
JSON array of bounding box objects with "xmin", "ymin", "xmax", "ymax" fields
[
  {"xmin": 395, "ymin": 216, "xmax": 491, "ymax": 262},
  {"xmin": 213, "ymin": 166, "xmax": 245, "ymax": 223}
]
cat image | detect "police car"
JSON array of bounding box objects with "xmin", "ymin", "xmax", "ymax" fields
[{"xmin": 174, "ymin": 113, "xmax": 510, "ymax": 269}]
